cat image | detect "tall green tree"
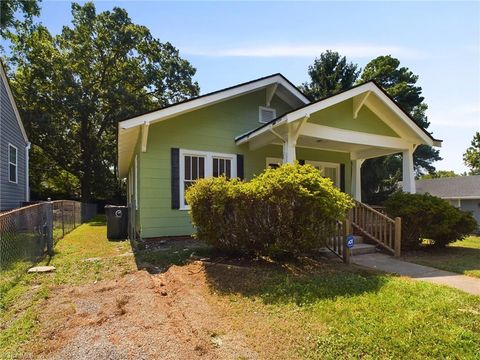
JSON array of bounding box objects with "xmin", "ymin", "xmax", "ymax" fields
[
  {"xmin": 463, "ymin": 132, "xmax": 480, "ymax": 175},
  {"xmin": 359, "ymin": 55, "xmax": 441, "ymax": 202},
  {"xmin": 300, "ymin": 50, "xmax": 360, "ymax": 100},
  {"xmin": 0, "ymin": 0, "xmax": 41, "ymax": 37},
  {"xmin": 7, "ymin": 2, "xmax": 199, "ymax": 201},
  {"xmin": 420, "ymin": 170, "xmax": 459, "ymax": 179}
]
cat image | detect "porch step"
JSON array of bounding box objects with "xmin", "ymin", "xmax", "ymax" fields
[{"xmin": 350, "ymin": 243, "xmax": 377, "ymax": 256}]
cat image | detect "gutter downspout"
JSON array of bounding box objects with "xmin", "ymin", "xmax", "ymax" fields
[{"xmin": 25, "ymin": 142, "xmax": 30, "ymax": 202}]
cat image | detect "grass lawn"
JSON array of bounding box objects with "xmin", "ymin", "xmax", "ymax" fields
[
  {"xmin": 1, "ymin": 219, "xmax": 479, "ymax": 359},
  {"xmin": 0, "ymin": 216, "xmax": 136, "ymax": 359},
  {"xmin": 404, "ymin": 236, "xmax": 480, "ymax": 279}
]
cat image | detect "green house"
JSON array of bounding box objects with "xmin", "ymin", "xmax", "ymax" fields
[{"xmin": 117, "ymin": 74, "xmax": 442, "ymax": 240}]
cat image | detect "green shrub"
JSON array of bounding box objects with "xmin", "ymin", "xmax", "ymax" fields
[
  {"xmin": 384, "ymin": 192, "xmax": 477, "ymax": 249},
  {"xmin": 186, "ymin": 163, "xmax": 353, "ymax": 258}
]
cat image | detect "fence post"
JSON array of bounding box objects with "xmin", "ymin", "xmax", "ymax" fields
[
  {"xmin": 46, "ymin": 199, "xmax": 54, "ymax": 256},
  {"xmin": 342, "ymin": 218, "xmax": 351, "ymax": 264},
  {"xmin": 61, "ymin": 201, "xmax": 65, "ymax": 237},
  {"xmin": 394, "ymin": 217, "xmax": 402, "ymax": 257}
]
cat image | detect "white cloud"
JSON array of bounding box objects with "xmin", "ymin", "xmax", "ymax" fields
[{"xmin": 184, "ymin": 43, "xmax": 425, "ymax": 59}]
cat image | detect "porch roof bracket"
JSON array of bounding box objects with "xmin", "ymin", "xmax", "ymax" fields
[
  {"xmin": 141, "ymin": 121, "xmax": 150, "ymax": 152},
  {"xmin": 353, "ymin": 91, "xmax": 371, "ymax": 119},
  {"xmin": 266, "ymin": 83, "xmax": 278, "ymax": 107}
]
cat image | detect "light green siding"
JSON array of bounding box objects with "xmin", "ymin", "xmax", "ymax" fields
[
  {"xmin": 136, "ymin": 90, "xmax": 356, "ymax": 238},
  {"xmin": 309, "ymin": 98, "xmax": 400, "ymax": 137}
]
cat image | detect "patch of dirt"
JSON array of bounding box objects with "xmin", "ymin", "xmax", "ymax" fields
[{"xmin": 30, "ymin": 262, "xmax": 257, "ymax": 360}]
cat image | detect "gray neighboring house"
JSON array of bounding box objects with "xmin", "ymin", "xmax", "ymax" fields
[
  {"xmin": 415, "ymin": 175, "xmax": 480, "ymax": 229},
  {"xmin": 0, "ymin": 62, "xmax": 30, "ymax": 211}
]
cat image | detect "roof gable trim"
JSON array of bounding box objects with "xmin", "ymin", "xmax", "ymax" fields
[{"xmin": 119, "ymin": 73, "xmax": 309, "ymax": 130}]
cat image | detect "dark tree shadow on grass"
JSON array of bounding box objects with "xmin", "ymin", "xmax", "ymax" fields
[{"xmin": 203, "ymin": 256, "xmax": 389, "ymax": 305}]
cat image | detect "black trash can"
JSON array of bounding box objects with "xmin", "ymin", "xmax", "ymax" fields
[{"xmin": 105, "ymin": 205, "xmax": 128, "ymax": 240}]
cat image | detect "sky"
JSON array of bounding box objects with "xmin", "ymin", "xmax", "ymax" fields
[{"xmin": 6, "ymin": 1, "xmax": 480, "ymax": 173}]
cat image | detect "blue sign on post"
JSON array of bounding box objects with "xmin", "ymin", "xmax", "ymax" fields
[{"xmin": 346, "ymin": 235, "xmax": 355, "ymax": 249}]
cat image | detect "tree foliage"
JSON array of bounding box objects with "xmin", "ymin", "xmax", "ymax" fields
[
  {"xmin": 300, "ymin": 50, "xmax": 360, "ymax": 100},
  {"xmin": 7, "ymin": 2, "xmax": 199, "ymax": 201},
  {"xmin": 420, "ymin": 170, "xmax": 459, "ymax": 179},
  {"xmin": 463, "ymin": 132, "xmax": 480, "ymax": 175},
  {"xmin": 358, "ymin": 55, "xmax": 441, "ymax": 202},
  {"xmin": 0, "ymin": 0, "xmax": 40, "ymax": 37}
]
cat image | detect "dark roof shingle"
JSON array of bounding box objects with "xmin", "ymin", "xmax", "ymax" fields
[{"xmin": 415, "ymin": 176, "xmax": 480, "ymax": 198}]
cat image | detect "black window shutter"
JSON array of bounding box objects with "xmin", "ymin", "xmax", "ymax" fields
[
  {"xmin": 236, "ymin": 154, "xmax": 244, "ymax": 180},
  {"xmin": 171, "ymin": 148, "xmax": 180, "ymax": 209},
  {"xmin": 298, "ymin": 159, "xmax": 305, "ymax": 165},
  {"xmin": 340, "ymin": 163, "xmax": 346, "ymax": 192}
]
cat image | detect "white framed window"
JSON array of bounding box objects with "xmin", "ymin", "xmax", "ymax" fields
[
  {"xmin": 179, "ymin": 149, "xmax": 237, "ymax": 209},
  {"xmin": 259, "ymin": 106, "xmax": 276, "ymax": 123},
  {"xmin": 265, "ymin": 157, "xmax": 340, "ymax": 187},
  {"xmin": 266, "ymin": 157, "xmax": 283, "ymax": 169},
  {"xmin": 305, "ymin": 160, "xmax": 340, "ymax": 187},
  {"xmin": 8, "ymin": 144, "xmax": 18, "ymax": 184}
]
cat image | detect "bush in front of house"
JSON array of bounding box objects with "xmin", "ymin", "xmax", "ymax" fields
[
  {"xmin": 185, "ymin": 163, "xmax": 354, "ymax": 258},
  {"xmin": 384, "ymin": 192, "xmax": 477, "ymax": 249}
]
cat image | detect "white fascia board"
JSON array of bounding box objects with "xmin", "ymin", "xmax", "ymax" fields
[
  {"xmin": 0, "ymin": 64, "xmax": 29, "ymax": 143},
  {"xmin": 120, "ymin": 75, "xmax": 308, "ymax": 130}
]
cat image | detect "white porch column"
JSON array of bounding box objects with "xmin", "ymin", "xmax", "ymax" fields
[
  {"xmin": 402, "ymin": 148, "xmax": 416, "ymax": 193},
  {"xmin": 283, "ymin": 130, "xmax": 297, "ymax": 164},
  {"xmin": 351, "ymin": 159, "xmax": 363, "ymax": 201}
]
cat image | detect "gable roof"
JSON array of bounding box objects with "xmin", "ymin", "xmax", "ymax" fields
[
  {"xmin": 118, "ymin": 73, "xmax": 310, "ymax": 177},
  {"xmin": 236, "ymin": 80, "xmax": 442, "ymax": 147},
  {"xmin": 415, "ymin": 176, "xmax": 480, "ymax": 199},
  {"xmin": 118, "ymin": 73, "xmax": 309, "ymax": 130},
  {"xmin": 0, "ymin": 61, "xmax": 29, "ymax": 143}
]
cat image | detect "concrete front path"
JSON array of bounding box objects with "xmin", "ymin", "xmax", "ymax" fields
[{"xmin": 352, "ymin": 253, "xmax": 480, "ymax": 296}]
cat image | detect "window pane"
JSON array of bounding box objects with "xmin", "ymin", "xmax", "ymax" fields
[
  {"xmin": 226, "ymin": 159, "xmax": 231, "ymax": 178},
  {"xmin": 213, "ymin": 158, "xmax": 218, "ymax": 177},
  {"xmin": 9, "ymin": 164, "xmax": 16, "ymax": 182},
  {"xmin": 219, "ymin": 158, "xmax": 225, "ymax": 175},
  {"xmin": 185, "ymin": 156, "xmax": 191, "ymax": 180},
  {"xmin": 9, "ymin": 146, "xmax": 16, "ymax": 164},
  {"xmin": 199, "ymin": 157, "xmax": 205, "ymax": 178},
  {"xmin": 192, "ymin": 156, "xmax": 198, "ymax": 179}
]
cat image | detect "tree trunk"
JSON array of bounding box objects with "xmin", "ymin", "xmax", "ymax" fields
[{"xmin": 80, "ymin": 116, "xmax": 92, "ymax": 203}]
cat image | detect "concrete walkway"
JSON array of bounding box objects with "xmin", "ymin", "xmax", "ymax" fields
[{"xmin": 352, "ymin": 253, "xmax": 480, "ymax": 296}]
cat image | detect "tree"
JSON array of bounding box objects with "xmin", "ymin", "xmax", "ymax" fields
[
  {"xmin": 0, "ymin": 0, "xmax": 41, "ymax": 37},
  {"xmin": 420, "ymin": 170, "xmax": 459, "ymax": 179},
  {"xmin": 359, "ymin": 55, "xmax": 441, "ymax": 202},
  {"xmin": 463, "ymin": 132, "xmax": 480, "ymax": 175},
  {"xmin": 300, "ymin": 50, "xmax": 360, "ymax": 100},
  {"xmin": 7, "ymin": 2, "xmax": 199, "ymax": 202}
]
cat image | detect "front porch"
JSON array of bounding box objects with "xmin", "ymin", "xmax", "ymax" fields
[{"xmin": 236, "ymin": 81, "xmax": 441, "ymax": 201}]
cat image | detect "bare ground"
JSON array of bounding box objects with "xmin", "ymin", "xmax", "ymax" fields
[{"xmin": 30, "ymin": 262, "xmax": 258, "ymax": 360}]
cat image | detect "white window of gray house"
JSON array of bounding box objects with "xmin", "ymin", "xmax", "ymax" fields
[
  {"xmin": 8, "ymin": 144, "xmax": 18, "ymax": 183},
  {"xmin": 179, "ymin": 149, "xmax": 237, "ymax": 209},
  {"xmin": 259, "ymin": 106, "xmax": 276, "ymax": 123}
]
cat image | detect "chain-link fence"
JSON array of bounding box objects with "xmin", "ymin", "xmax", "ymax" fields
[{"xmin": 0, "ymin": 200, "xmax": 83, "ymax": 271}]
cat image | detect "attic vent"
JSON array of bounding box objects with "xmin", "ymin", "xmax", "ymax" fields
[{"xmin": 259, "ymin": 106, "xmax": 276, "ymax": 124}]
